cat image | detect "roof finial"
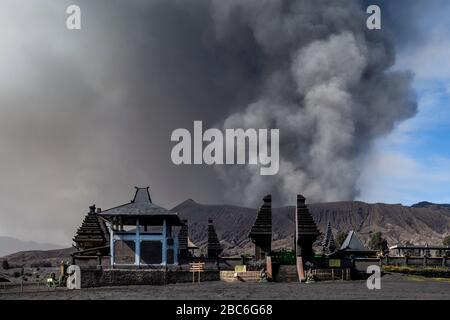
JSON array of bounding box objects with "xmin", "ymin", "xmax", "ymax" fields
[{"xmin": 132, "ymin": 186, "xmax": 152, "ymax": 203}]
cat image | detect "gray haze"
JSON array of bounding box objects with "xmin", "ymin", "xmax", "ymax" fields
[
  {"xmin": 0, "ymin": 0, "xmax": 417, "ymax": 245},
  {"xmin": 215, "ymin": 0, "xmax": 417, "ymax": 204},
  {"xmin": 0, "ymin": 236, "xmax": 62, "ymax": 257}
]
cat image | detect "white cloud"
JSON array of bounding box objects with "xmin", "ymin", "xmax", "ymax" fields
[{"xmin": 358, "ymin": 150, "xmax": 450, "ymax": 205}]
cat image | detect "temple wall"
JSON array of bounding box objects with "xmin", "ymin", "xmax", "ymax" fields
[
  {"xmin": 354, "ymin": 257, "xmax": 450, "ymax": 269},
  {"xmin": 114, "ymin": 240, "xmax": 136, "ymax": 264},
  {"xmin": 80, "ymin": 269, "xmax": 220, "ymax": 288},
  {"xmin": 74, "ymin": 256, "xmax": 111, "ymax": 267}
]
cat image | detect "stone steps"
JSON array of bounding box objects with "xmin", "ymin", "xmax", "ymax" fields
[{"xmin": 275, "ymin": 265, "xmax": 298, "ymax": 282}]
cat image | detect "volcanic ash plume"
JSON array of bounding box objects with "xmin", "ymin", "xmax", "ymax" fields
[
  {"xmin": 0, "ymin": 0, "xmax": 418, "ymax": 243},
  {"xmin": 211, "ymin": 0, "xmax": 418, "ymax": 205}
]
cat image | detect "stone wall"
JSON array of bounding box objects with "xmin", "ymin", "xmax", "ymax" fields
[
  {"xmin": 349, "ymin": 256, "xmax": 450, "ymax": 270},
  {"xmin": 80, "ymin": 268, "xmax": 220, "ymax": 288},
  {"xmin": 384, "ymin": 256, "xmax": 450, "ymax": 268},
  {"xmin": 74, "ymin": 256, "xmax": 110, "ymax": 268}
]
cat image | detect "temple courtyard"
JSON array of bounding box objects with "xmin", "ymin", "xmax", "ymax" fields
[{"xmin": 1, "ymin": 274, "xmax": 449, "ymax": 300}]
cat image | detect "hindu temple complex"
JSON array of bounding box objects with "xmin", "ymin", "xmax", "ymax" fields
[
  {"xmin": 72, "ymin": 187, "xmax": 219, "ymax": 268},
  {"xmin": 71, "ymin": 187, "xmax": 421, "ymax": 287}
]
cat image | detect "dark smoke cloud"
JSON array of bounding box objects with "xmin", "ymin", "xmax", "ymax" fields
[
  {"xmin": 213, "ymin": 0, "xmax": 417, "ymax": 204},
  {"xmin": 0, "ymin": 0, "xmax": 417, "ymax": 244}
]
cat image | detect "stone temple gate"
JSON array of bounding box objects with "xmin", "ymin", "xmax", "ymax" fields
[{"xmin": 248, "ymin": 194, "xmax": 321, "ymax": 281}]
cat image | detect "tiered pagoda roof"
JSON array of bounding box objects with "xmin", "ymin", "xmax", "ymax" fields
[
  {"xmin": 178, "ymin": 219, "xmax": 188, "ymax": 251},
  {"xmin": 207, "ymin": 219, "xmax": 222, "ymax": 257},
  {"xmin": 296, "ymin": 195, "xmax": 320, "ymax": 238},
  {"xmin": 321, "ymin": 221, "xmax": 337, "ymax": 254},
  {"xmin": 73, "ymin": 205, "xmax": 109, "ymax": 250},
  {"xmin": 248, "ymin": 194, "xmax": 272, "ymax": 252}
]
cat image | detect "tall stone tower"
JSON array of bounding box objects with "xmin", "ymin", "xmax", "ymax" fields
[
  {"xmin": 295, "ymin": 195, "xmax": 320, "ymax": 280},
  {"xmin": 248, "ymin": 195, "xmax": 272, "ymax": 261},
  {"xmin": 207, "ymin": 219, "xmax": 222, "ymax": 258}
]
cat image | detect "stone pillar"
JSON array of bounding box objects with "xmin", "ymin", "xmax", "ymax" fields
[
  {"xmin": 109, "ymin": 223, "xmax": 115, "ymax": 268},
  {"xmin": 135, "ymin": 219, "xmax": 141, "ymax": 267},
  {"xmin": 162, "ymin": 219, "xmax": 167, "ymax": 265},
  {"xmin": 266, "ymin": 256, "xmax": 273, "ymax": 280},
  {"xmin": 174, "ymin": 235, "xmax": 179, "ymax": 265}
]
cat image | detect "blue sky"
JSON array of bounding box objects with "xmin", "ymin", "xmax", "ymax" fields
[{"xmin": 358, "ymin": 1, "xmax": 450, "ymax": 205}]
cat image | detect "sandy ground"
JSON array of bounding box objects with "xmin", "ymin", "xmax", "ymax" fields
[{"xmin": 1, "ymin": 274, "xmax": 449, "ymax": 300}]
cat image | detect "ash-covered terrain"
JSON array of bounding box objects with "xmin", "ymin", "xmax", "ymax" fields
[{"xmin": 2, "ymin": 274, "xmax": 450, "ymax": 300}]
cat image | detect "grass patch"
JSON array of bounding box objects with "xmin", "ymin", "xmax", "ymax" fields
[
  {"xmin": 406, "ymin": 275, "xmax": 426, "ymax": 282},
  {"xmin": 383, "ymin": 265, "xmax": 450, "ymax": 279},
  {"xmin": 406, "ymin": 275, "xmax": 450, "ymax": 283},
  {"xmin": 384, "ymin": 265, "xmax": 449, "ymax": 272}
]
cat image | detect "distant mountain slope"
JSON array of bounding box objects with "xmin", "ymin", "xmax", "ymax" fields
[
  {"xmin": 2, "ymin": 247, "xmax": 75, "ymax": 267},
  {"xmin": 4, "ymin": 200, "xmax": 450, "ymax": 264},
  {"xmin": 0, "ymin": 236, "xmax": 63, "ymax": 258},
  {"xmin": 173, "ymin": 200, "xmax": 450, "ymax": 256},
  {"xmin": 411, "ymin": 201, "xmax": 450, "ymax": 209}
]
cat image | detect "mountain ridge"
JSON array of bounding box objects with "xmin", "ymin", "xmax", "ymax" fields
[
  {"xmin": 411, "ymin": 201, "xmax": 450, "ymax": 209},
  {"xmin": 173, "ymin": 199, "xmax": 450, "ymax": 256},
  {"xmin": 0, "ymin": 236, "xmax": 63, "ymax": 258},
  {"xmin": 2, "ymin": 199, "xmax": 450, "ymax": 264}
]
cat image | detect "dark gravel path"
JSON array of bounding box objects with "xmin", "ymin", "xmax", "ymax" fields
[{"xmin": 1, "ymin": 274, "xmax": 449, "ymax": 300}]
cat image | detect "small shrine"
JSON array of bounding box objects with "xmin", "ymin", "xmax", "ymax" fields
[{"xmin": 98, "ymin": 187, "xmax": 184, "ymax": 267}]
